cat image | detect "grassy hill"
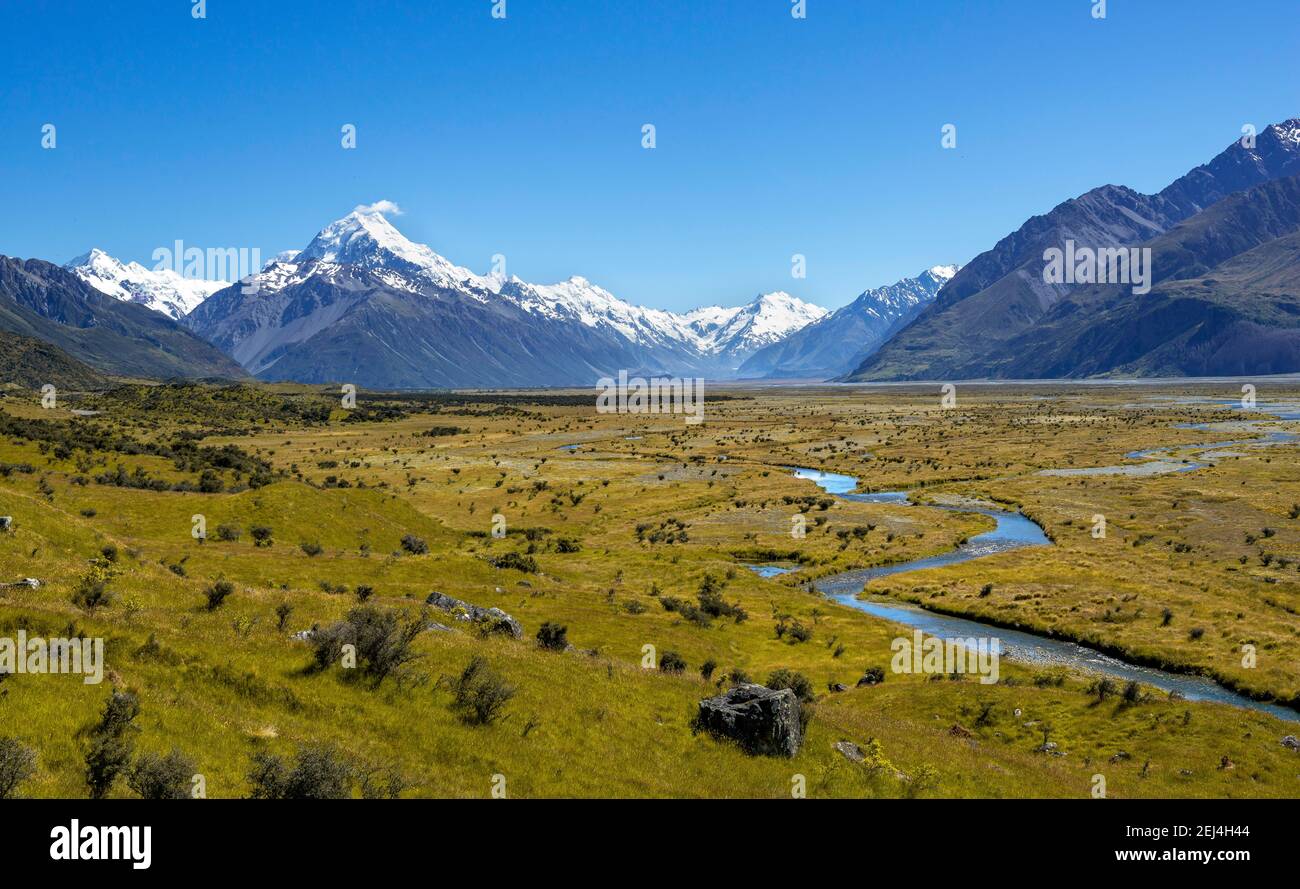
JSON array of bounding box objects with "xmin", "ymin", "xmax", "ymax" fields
[{"xmin": 0, "ymin": 329, "xmax": 107, "ymax": 390}]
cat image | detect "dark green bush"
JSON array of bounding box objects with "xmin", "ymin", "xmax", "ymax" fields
[
  {"xmin": 451, "ymin": 656, "xmax": 516, "ymax": 725},
  {"xmin": 128, "ymin": 749, "xmax": 196, "ymax": 800},
  {"xmin": 536, "ymin": 622, "xmax": 569, "ymax": 651}
]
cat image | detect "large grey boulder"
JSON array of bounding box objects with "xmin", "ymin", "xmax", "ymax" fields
[
  {"xmin": 697, "ymin": 684, "xmax": 802, "ymax": 757},
  {"xmin": 425, "ymin": 591, "xmax": 522, "ymax": 639}
]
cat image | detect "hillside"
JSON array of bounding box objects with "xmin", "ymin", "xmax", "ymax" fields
[
  {"xmin": 851, "ymin": 119, "xmax": 1300, "ymax": 381},
  {"xmin": 0, "ymin": 329, "xmax": 107, "ymax": 390},
  {"xmin": 0, "ymin": 256, "xmax": 247, "ymax": 381}
]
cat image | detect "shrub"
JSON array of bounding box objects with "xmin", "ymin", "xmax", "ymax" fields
[
  {"xmin": 767, "ymin": 668, "xmax": 815, "ymax": 732},
  {"xmin": 786, "ymin": 620, "xmax": 812, "ymax": 643},
  {"xmin": 491, "ymin": 551, "xmax": 538, "ymax": 573},
  {"xmin": 85, "ymin": 691, "xmax": 139, "ymax": 799},
  {"xmin": 700, "ymin": 658, "xmax": 718, "ymax": 682},
  {"xmin": 554, "ymin": 537, "xmax": 581, "ymax": 553},
  {"xmin": 400, "ymin": 534, "xmax": 428, "ymax": 555},
  {"xmin": 128, "ymin": 749, "xmax": 196, "ymax": 800},
  {"xmin": 216, "ymin": 524, "xmax": 242, "ymax": 542},
  {"xmin": 275, "ymin": 602, "xmax": 293, "ymax": 631},
  {"xmin": 71, "ymin": 558, "xmax": 115, "ymax": 611},
  {"xmin": 355, "ymin": 585, "xmax": 375, "ymax": 602},
  {"xmin": 1188, "ymin": 627, "xmax": 1205, "ymax": 641},
  {"xmin": 859, "ymin": 666, "xmax": 885, "ymax": 685},
  {"xmin": 905, "ymin": 763, "xmax": 940, "ymax": 798},
  {"xmin": 250, "ymin": 525, "xmax": 274, "ymax": 547},
  {"xmin": 0, "ymin": 737, "xmax": 37, "ymax": 799},
  {"xmin": 197, "ymin": 469, "xmax": 224, "ymax": 493},
  {"xmin": 451, "ymin": 656, "xmax": 516, "ymax": 725},
  {"xmin": 248, "ymin": 744, "xmax": 353, "ymax": 799},
  {"xmin": 299, "ymin": 540, "xmax": 323, "ymax": 557},
  {"xmin": 359, "ymin": 764, "xmax": 408, "ymax": 799},
  {"xmin": 696, "ymin": 574, "xmax": 747, "ymax": 622},
  {"xmin": 311, "ymin": 605, "xmax": 424, "ymax": 686},
  {"xmin": 204, "ymin": 578, "xmax": 235, "ymax": 611},
  {"xmin": 659, "ymin": 650, "xmax": 686, "ymax": 673},
  {"xmin": 765, "ymin": 668, "xmax": 814, "ymax": 703},
  {"xmin": 536, "ymin": 622, "xmax": 569, "ymax": 651}
]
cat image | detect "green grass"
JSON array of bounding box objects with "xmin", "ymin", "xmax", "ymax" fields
[{"xmin": 2, "ymin": 381, "xmax": 1299, "ymax": 798}]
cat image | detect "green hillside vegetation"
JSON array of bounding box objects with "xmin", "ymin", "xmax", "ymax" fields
[{"xmin": 0, "ymin": 330, "xmax": 107, "ymax": 391}]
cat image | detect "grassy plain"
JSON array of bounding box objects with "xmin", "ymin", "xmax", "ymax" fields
[{"xmin": 1, "ymin": 380, "xmax": 1298, "ymax": 798}]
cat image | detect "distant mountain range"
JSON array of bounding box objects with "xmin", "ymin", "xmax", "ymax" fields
[
  {"xmin": 10, "ymin": 119, "xmax": 1300, "ymax": 389},
  {"xmin": 0, "ymin": 256, "xmax": 245, "ymax": 381},
  {"xmin": 848, "ymin": 119, "xmax": 1300, "ymax": 381},
  {"xmin": 738, "ymin": 265, "xmax": 957, "ymax": 379},
  {"xmin": 65, "ymin": 249, "xmax": 228, "ymax": 320},
  {"xmin": 184, "ymin": 209, "xmax": 829, "ymax": 388}
]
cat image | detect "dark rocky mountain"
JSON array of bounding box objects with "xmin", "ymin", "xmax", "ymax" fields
[
  {"xmin": 850, "ymin": 119, "xmax": 1300, "ymax": 381},
  {"xmin": 0, "ymin": 329, "xmax": 107, "ymax": 390},
  {"xmin": 977, "ymin": 173, "xmax": 1300, "ymax": 378},
  {"xmin": 0, "ymin": 256, "xmax": 246, "ymax": 380},
  {"xmin": 737, "ymin": 265, "xmax": 956, "ymax": 379}
]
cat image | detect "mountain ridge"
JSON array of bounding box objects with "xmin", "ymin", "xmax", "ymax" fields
[{"xmin": 850, "ymin": 119, "xmax": 1300, "ymax": 381}]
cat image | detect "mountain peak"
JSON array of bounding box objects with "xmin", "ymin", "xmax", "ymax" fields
[
  {"xmin": 737, "ymin": 265, "xmax": 957, "ymax": 380},
  {"xmin": 64, "ymin": 248, "xmax": 228, "ymax": 320},
  {"xmin": 295, "ymin": 205, "xmax": 496, "ymax": 293},
  {"xmin": 1265, "ymin": 118, "xmax": 1300, "ymax": 145}
]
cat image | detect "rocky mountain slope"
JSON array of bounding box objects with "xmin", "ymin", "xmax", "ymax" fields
[
  {"xmin": 0, "ymin": 256, "xmax": 246, "ymax": 380},
  {"xmin": 849, "ymin": 119, "xmax": 1300, "ymax": 381},
  {"xmin": 739, "ymin": 266, "xmax": 957, "ymax": 379}
]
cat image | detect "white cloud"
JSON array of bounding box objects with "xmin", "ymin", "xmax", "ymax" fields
[{"xmin": 353, "ymin": 200, "xmax": 404, "ymax": 217}]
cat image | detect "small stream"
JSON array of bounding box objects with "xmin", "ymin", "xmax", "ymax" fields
[{"xmin": 787, "ymin": 467, "xmax": 1299, "ymax": 722}]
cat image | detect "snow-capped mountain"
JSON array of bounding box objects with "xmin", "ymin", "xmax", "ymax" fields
[
  {"xmin": 65, "ymin": 248, "xmax": 228, "ymax": 320},
  {"xmin": 738, "ymin": 265, "xmax": 958, "ymax": 380},
  {"xmin": 186, "ymin": 207, "xmax": 827, "ymax": 387},
  {"xmin": 682, "ymin": 292, "xmax": 828, "ymax": 370}
]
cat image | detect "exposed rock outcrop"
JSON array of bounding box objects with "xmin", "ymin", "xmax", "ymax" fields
[
  {"xmin": 425, "ymin": 591, "xmax": 522, "ymax": 639},
  {"xmin": 696, "ymin": 684, "xmax": 802, "ymax": 757}
]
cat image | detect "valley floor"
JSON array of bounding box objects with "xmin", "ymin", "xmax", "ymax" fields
[{"xmin": 1, "ymin": 380, "xmax": 1299, "ymax": 798}]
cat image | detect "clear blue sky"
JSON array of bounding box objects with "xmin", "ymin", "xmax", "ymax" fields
[{"xmin": 2, "ymin": 0, "xmax": 1298, "ymax": 311}]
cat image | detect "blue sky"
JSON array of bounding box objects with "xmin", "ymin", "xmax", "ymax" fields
[{"xmin": 2, "ymin": 0, "xmax": 1298, "ymax": 312}]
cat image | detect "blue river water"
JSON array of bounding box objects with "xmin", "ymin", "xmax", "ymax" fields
[{"xmin": 785, "ymin": 466, "xmax": 1299, "ymax": 722}]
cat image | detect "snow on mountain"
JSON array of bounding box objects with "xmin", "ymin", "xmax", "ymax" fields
[
  {"xmin": 278, "ymin": 206, "xmax": 823, "ymax": 360},
  {"xmin": 65, "ymin": 248, "xmax": 228, "ymax": 320},
  {"xmin": 296, "ymin": 209, "xmax": 500, "ymax": 295},
  {"xmin": 700, "ymin": 291, "xmax": 828, "ymax": 357},
  {"xmin": 187, "ymin": 205, "xmax": 835, "ymax": 386},
  {"xmin": 737, "ymin": 265, "xmax": 959, "ymax": 380},
  {"xmin": 855, "ymin": 265, "xmax": 957, "ymax": 320}
]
